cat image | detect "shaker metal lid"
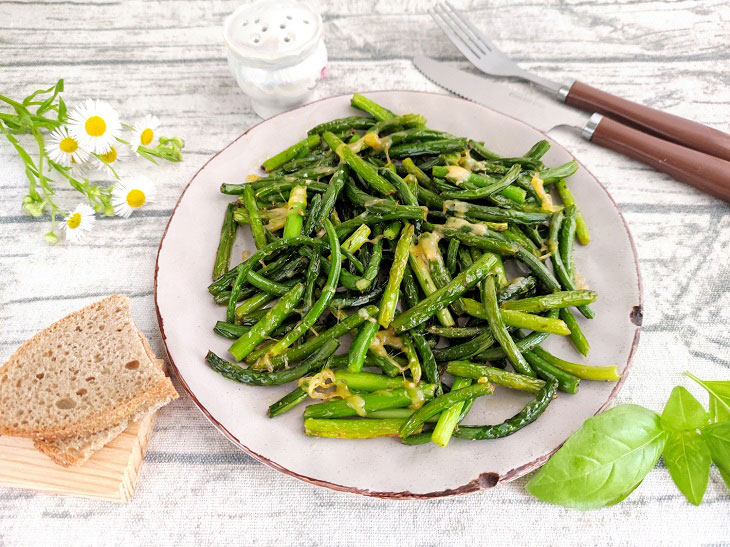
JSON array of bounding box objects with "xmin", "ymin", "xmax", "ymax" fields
[{"xmin": 224, "ymin": 0, "xmax": 323, "ymax": 66}]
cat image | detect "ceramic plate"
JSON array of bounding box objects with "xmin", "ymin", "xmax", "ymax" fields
[{"xmin": 155, "ymin": 91, "xmax": 642, "ymax": 498}]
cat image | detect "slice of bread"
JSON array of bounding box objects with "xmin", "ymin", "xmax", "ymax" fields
[
  {"xmin": 33, "ymin": 420, "xmax": 131, "ymax": 467},
  {"xmin": 33, "ymin": 360, "xmax": 169, "ymax": 467},
  {"xmin": 0, "ymin": 295, "xmax": 178, "ymax": 440}
]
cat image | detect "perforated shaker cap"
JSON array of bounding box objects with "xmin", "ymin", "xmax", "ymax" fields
[{"xmin": 224, "ymin": 0, "xmax": 323, "ymax": 66}]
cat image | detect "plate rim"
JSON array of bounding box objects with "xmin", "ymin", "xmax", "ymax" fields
[{"xmin": 153, "ymin": 90, "xmax": 643, "ymax": 499}]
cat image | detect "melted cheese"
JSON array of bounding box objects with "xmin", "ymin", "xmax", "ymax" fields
[
  {"xmin": 415, "ymin": 232, "xmax": 443, "ymax": 262},
  {"xmin": 459, "ymin": 154, "xmax": 486, "ymax": 172},
  {"xmin": 377, "ymin": 328, "xmax": 404, "ymax": 350},
  {"xmin": 347, "ymin": 131, "xmax": 391, "ymax": 155},
  {"xmin": 265, "ymin": 217, "xmax": 286, "ymax": 231},
  {"xmin": 445, "ymin": 165, "xmax": 471, "ymax": 185},
  {"xmin": 404, "ymin": 381, "xmax": 425, "ymax": 410},
  {"xmin": 345, "ymin": 395, "xmax": 367, "ymax": 417},
  {"xmin": 363, "ymin": 132, "xmax": 383, "ymax": 151},
  {"xmin": 263, "ymin": 206, "xmax": 287, "ymax": 220},
  {"xmin": 246, "ymin": 174, "xmax": 261, "ymax": 182},
  {"xmin": 444, "ymin": 200, "xmax": 468, "ymax": 217},
  {"xmin": 300, "ymin": 369, "xmax": 352, "ymax": 401},
  {"xmin": 369, "ymin": 330, "xmax": 407, "ymax": 372},
  {"xmin": 574, "ymin": 269, "xmax": 589, "ymax": 290},
  {"xmin": 254, "ymin": 352, "xmax": 274, "ymax": 372},
  {"xmin": 530, "ymin": 174, "xmax": 556, "ymax": 212},
  {"xmin": 357, "ymin": 307, "xmax": 372, "ymax": 320},
  {"xmin": 443, "ymin": 216, "xmax": 490, "ymax": 236}
]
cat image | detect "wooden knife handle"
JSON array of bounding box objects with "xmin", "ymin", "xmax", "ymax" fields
[
  {"xmin": 590, "ymin": 116, "xmax": 730, "ymax": 202},
  {"xmin": 566, "ymin": 80, "xmax": 730, "ymax": 162}
]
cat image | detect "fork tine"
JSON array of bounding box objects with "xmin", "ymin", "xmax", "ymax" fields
[
  {"xmin": 437, "ymin": 2, "xmax": 489, "ymax": 56},
  {"xmin": 443, "ymin": 1, "xmax": 507, "ymax": 58},
  {"xmin": 435, "ymin": 3, "xmax": 488, "ymax": 57},
  {"xmin": 430, "ymin": 6, "xmax": 483, "ymax": 63}
]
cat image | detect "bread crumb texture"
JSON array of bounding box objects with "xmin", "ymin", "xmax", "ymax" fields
[
  {"xmin": 0, "ymin": 295, "xmax": 177, "ymax": 439},
  {"xmin": 33, "ymin": 359, "xmax": 170, "ymax": 467}
]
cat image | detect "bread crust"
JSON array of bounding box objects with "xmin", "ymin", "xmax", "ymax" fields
[
  {"xmin": 0, "ymin": 295, "xmax": 178, "ymax": 440},
  {"xmin": 33, "ymin": 421, "xmax": 130, "ymax": 467}
]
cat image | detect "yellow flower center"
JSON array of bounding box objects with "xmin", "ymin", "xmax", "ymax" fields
[
  {"xmin": 85, "ymin": 116, "xmax": 106, "ymax": 137},
  {"xmin": 100, "ymin": 147, "xmax": 117, "ymax": 163},
  {"xmin": 127, "ymin": 189, "xmax": 146, "ymax": 208},
  {"xmin": 140, "ymin": 128, "xmax": 154, "ymax": 146},
  {"xmin": 59, "ymin": 137, "xmax": 78, "ymax": 153},
  {"xmin": 67, "ymin": 213, "xmax": 82, "ymax": 229}
]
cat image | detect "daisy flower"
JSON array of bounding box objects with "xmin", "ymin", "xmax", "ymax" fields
[
  {"xmin": 63, "ymin": 203, "xmax": 96, "ymax": 243},
  {"xmin": 46, "ymin": 126, "xmax": 90, "ymax": 167},
  {"xmin": 69, "ymin": 155, "xmax": 93, "ymax": 178},
  {"xmin": 68, "ymin": 99, "xmax": 121, "ymax": 154},
  {"xmin": 129, "ymin": 114, "xmax": 160, "ymax": 154},
  {"xmin": 94, "ymin": 143, "xmax": 128, "ymax": 177},
  {"xmin": 111, "ymin": 176, "xmax": 155, "ymax": 218}
]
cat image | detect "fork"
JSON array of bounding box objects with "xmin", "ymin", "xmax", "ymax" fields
[{"xmin": 431, "ymin": 1, "xmax": 730, "ymax": 163}]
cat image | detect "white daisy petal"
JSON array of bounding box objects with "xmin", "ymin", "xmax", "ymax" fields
[
  {"xmin": 63, "ymin": 203, "xmax": 96, "ymax": 243},
  {"xmin": 129, "ymin": 114, "xmax": 161, "ymax": 154},
  {"xmin": 69, "ymin": 155, "xmax": 93, "ymax": 178},
  {"xmin": 92, "ymin": 144, "xmax": 128, "ymax": 177},
  {"xmin": 111, "ymin": 176, "xmax": 156, "ymax": 218},
  {"xmin": 68, "ymin": 99, "xmax": 121, "ymax": 154},
  {"xmin": 46, "ymin": 126, "xmax": 89, "ymax": 167}
]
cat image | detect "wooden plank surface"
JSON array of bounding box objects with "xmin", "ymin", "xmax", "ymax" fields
[
  {"xmin": 0, "ymin": 0, "xmax": 729, "ymax": 545},
  {"xmin": 0, "ymin": 413, "xmax": 156, "ymax": 504}
]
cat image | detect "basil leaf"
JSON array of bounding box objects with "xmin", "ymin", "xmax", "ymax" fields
[
  {"xmin": 663, "ymin": 430, "xmax": 711, "ymax": 505},
  {"xmin": 661, "ymin": 386, "xmax": 708, "ymax": 431},
  {"xmin": 526, "ymin": 404, "xmax": 667, "ymax": 509},
  {"xmin": 719, "ymin": 468, "xmax": 730, "ymax": 489},
  {"xmin": 709, "ymin": 397, "xmax": 730, "ymax": 423},
  {"xmin": 702, "ymin": 421, "xmax": 730, "ymax": 489},
  {"xmin": 686, "ymin": 373, "xmax": 730, "ymax": 422}
]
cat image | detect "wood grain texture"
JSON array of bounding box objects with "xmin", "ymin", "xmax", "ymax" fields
[
  {"xmin": 0, "ymin": 413, "xmax": 156, "ymax": 504},
  {"xmin": 0, "ymin": 0, "xmax": 729, "ymax": 545}
]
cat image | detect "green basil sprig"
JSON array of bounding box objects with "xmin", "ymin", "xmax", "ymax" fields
[{"xmin": 526, "ymin": 372, "xmax": 730, "ymax": 509}]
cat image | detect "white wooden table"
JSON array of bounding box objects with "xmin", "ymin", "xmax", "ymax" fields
[{"xmin": 1, "ymin": 0, "xmax": 729, "ymax": 544}]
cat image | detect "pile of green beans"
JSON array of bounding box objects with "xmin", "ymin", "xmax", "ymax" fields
[{"xmin": 206, "ymin": 93, "xmax": 620, "ymax": 447}]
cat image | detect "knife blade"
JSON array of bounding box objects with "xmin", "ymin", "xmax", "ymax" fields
[
  {"xmin": 412, "ymin": 55, "xmax": 730, "ymax": 203},
  {"xmin": 413, "ymin": 55, "xmax": 592, "ymax": 135}
]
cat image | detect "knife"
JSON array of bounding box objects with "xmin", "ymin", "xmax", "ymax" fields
[{"xmin": 414, "ymin": 55, "xmax": 730, "ymax": 203}]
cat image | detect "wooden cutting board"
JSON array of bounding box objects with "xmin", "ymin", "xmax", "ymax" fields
[{"xmin": 0, "ymin": 412, "xmax": 156, "ymax": 503}]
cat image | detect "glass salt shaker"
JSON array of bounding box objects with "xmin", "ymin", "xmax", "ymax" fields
[{"xmin": 223, "ymin": 0, "xmax": 327, "ymax": 118}]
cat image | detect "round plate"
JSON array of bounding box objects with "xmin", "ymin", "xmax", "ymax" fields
[{"xmin": 155, "ymin": 91, "xmax": 642, "ymax": 499}]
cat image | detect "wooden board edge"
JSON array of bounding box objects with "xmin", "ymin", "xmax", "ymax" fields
[
  {"xmin": 118, "ymin": 411, "xmax": 157, "ymax": 503},
  {"xmin": 0, "ymin": 411, "xmax": 158, "ymax": 503}
]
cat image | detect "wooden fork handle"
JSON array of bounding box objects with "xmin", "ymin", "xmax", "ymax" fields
[
  {"xmin": 590, "ymin": 116, "xmax": 730, "ymax": 202},
  {"xmin": 566, "ymin": 80, "xmax": 730, "ymax": 162}
]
